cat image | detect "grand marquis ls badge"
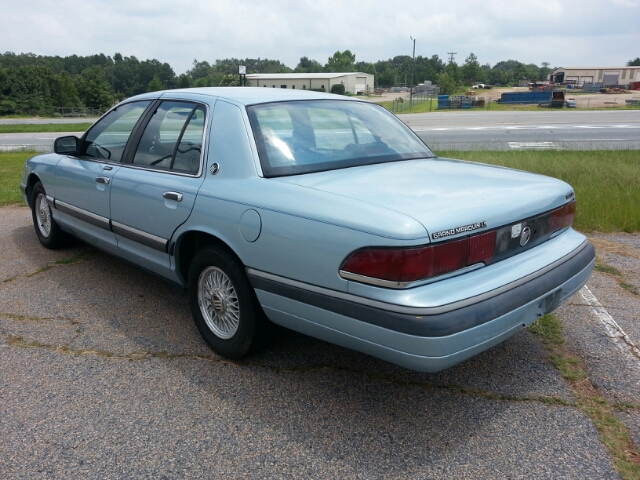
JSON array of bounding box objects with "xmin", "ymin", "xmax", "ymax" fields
[{"xmin": 432, "ymin": 221, "xmax": 487, "ymax": 240}]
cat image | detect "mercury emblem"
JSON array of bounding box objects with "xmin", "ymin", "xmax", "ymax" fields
[{"xmin": 520, "ymin": 226, "xmax": 532, "ymax": 247}]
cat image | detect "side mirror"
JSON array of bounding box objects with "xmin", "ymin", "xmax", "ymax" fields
[{"xmin": 54, "ymin": 136, "xmax": 80, "ymax": 155}]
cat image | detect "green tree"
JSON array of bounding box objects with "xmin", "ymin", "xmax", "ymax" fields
[
  {"xmin": 436, "ymin": 71, "xmax": 459, "ymax": 95},
  {"xmin": 461, "ymin": 53, "xmax": 484, "ymax": 84},
  {"xmin": 77, "ymin": 66, "xmax": 112, "ymax": 110},
  {"xmin": 177, "ymin": 74, "xmax": 191, "ymax": 88},
  {"xmin": 445, "ymin": 61, "xmax": 461, "ymax": 85},
  {"xmin": 487, "ymin": 60, "xmax": 528, "ymax": 86},
  {"xmin": 147, "ymin": 75, "xmax": 164, "ymax": 92},
  {"xmin": 2, "ymin": 65, "xmax": 56, "ymax": 114},
  {"xmin": 295, "ymin": 56, "xmax": 323, "ymax": 73},
  {"xmin": 52, "ymin": 70, "xmax": 81, "ymax": 107},
  {"xmin": 539, "ymin": 62, "xmax": 552, "ymax": 81},
  {"xmin": 188, "ymin": 59, "xmax": 212, "ymax": 80},
  {"xmin": 138, "ymin": 59, "xmax": 175, "ymax": 92},
  {"xmin": 325, "ymin": 50, "xmax": 356, "ymax": 72},
  {"xmin": 627, "ymin": 57, "xmax": 640, "ymax": 66}
]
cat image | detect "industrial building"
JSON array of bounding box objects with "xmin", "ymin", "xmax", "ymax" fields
[
  {"xmin": 550, "ymin": 66, "xmax": 640, "ymax": 87},
  {"xmin": 245, "ymin": 73, "xmax": 374, "ymax": 95}
]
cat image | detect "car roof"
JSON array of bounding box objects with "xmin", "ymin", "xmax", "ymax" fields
[{"xmin": 127, "ymin": 87, "xmax": 360, "ymax": 107}]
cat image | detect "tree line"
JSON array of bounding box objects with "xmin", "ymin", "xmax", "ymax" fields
[{"xmin": 1, "ymin": 50, "xmax": 638, "ymax": 116}]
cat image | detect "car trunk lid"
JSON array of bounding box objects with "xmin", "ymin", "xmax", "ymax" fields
[{"xmin": 274, "ymin": 157, "xmax": 574, "ymax": 242}]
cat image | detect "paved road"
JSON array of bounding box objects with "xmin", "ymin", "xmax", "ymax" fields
[
  {"xmin": 0, "ymin": 118, "xmax": 97, "ymax": 152},
  {"xmin": 403, "ymin": 110, "xmax": 640, "ymax": 150},
  {"xmin": 0, "ymin": 132, "xmax": 88, "ymax": 152},
  {"xmin": 2, "ymin": 205, "xmax": 639, "ymax": 478},
  {"xmin": 2, "ymin": 110, "xmax": 639, "ymax": 152}
]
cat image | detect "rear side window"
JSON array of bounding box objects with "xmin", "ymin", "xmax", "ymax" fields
[
  {"xmin": 132, "ymin": 101, "xmax": 206, "ymax": 173},
  {"xmin": 248, "ymin": 100, "xmax": 433, "ymax": 177},
  {"xmin": 81, "ymin": 101, "xmax": 151, "ymax": 161}
]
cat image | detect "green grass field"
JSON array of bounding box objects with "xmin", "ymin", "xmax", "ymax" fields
[
  {"xmin": 0, "ymin": 152, "xmax": 32, "ymax": 205},
  {"xmin": 2, "ymin": 150, "xmax": 639, "ymax": 232},
  {"xmin": 435, "ymin": 150, "xmax": 640, "ymax": 233},
  {"xmin": 0, "ymin": 123, "xmax": 93, "ymax": 134}
]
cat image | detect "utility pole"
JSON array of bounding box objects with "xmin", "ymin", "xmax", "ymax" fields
[
  {"xmin": 410, "ymin": 36, "xmax": 416, "ymax": 106},
  {"xmin": 448, "ymin": 52, "xmax": 457, "ymax": 64}
]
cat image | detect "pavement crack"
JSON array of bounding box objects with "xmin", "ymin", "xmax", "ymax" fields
[
  {"xmin": 1, "ymin": 312, "xmax": 79, "ymax": 324},
  {"xmin": 3, "ymin": 333, "xmax": 225, "ymax": 363},
  {"xmin": 2, "ymin": 331, "xmax": 575, "ymax": 407},
  {"xmin": 1, "ymin": 248, "xmax": 94, "ymax": 284}
]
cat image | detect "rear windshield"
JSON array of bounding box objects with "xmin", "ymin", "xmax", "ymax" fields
[{"xmin": 247, "ymin": 100, "xmax": 434, "ymax": 177}]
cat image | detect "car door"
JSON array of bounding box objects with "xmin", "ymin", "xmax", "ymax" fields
[
  {"xmin": 53, "ymin": 100, "xmax": 152, "ymax": 252},
  {"xmin": 109, "ymin": 101, "xmax": 207, "ymax": 279}
]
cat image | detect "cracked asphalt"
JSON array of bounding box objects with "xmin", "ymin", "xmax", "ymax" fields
[{"xmin": 1, "ymin": 205, "xmax": 639, "ymax": 479}]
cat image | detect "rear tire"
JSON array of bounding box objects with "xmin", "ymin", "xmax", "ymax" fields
[
  {"xmin": 188, "ymin": 247, "xmax": 272, "ymax": 359},
  {"xmin": 30, "ymin": 181, "xmax": 71, "ymax": 249}
]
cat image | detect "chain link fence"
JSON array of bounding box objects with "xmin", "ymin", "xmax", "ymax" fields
[{"xmin": 390, "ymin": 93, "xmax": 439, "ymax": 113}]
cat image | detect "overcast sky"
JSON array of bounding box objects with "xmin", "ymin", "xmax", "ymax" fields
[{"xmin": 2, "ymin": 0, "xmax": 639, "ymax": 75}]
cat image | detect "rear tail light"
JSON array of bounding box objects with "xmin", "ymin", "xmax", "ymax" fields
[
  {"xmin": 340, "ymin": 238, "xmax": 469, "ymax": 283},
  {"xmin": 340, "ymin": 201, "xmax": 575, "ymax": 287},
  {"xmin": 340, "ymin": 234, "xmax": 492, "ymax": 286},
  {"xmin": 550, "ymin": 201, "xmax": 575, "ymax": 232},
  {"xmin": 468, "ymin": 230, "xmax": 497, "ymax": 265}
]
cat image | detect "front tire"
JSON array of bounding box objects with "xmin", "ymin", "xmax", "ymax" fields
[
  {"xmin": 188, "ymin": 247, "xmax": 272, "ymax": 359},
  {"xmin": 30, "ymin": 181, "xmax": 71, "ymax": 249}
]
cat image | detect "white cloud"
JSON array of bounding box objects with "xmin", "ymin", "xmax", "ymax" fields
[{"xmin": 0, "ymin": 0, "xmax": 638, "ymax": 73}]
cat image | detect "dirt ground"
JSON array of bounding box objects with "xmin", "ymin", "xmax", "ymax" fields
[{"xmin": 377, "ymin": 86, "xmax": 640, "ymax": 108}]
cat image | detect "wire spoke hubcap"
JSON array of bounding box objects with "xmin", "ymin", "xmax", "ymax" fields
[
  {"xmin": 36, "ymin": 193, "xmax": 51, "ymax": 237},
  {"xmin": 198, "ymin": 266, "xmax": 240, "ymax": 339}
]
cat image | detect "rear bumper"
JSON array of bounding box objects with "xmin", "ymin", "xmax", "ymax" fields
[{"xmin": 250, "ymin": 240, "xmax": 595, "ymax": 372}]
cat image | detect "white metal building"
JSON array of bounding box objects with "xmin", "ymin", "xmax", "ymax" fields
[
  {"xmin": 245, "ymin": 73, "xmax": 375, "ymax": 95},
  {"xmin": 550, "ymin": 66, "xmax": 640, "ymax": 87}
]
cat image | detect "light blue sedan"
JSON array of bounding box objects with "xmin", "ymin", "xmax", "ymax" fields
[{"xmin": 20, "ymin": 87, "xmax": 594, "ymax": 372}]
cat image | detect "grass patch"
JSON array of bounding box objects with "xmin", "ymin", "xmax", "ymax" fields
[
  {"xmin": 595, "ymin": 264, "xmax": 623, "ymax": 276},
  {"xmin": 0, "ymin": 123, "xmax": 92, "ymax": 134},
  {"xmin": 0, "ymin": 151, "xmax": 34, "ymax": 205},
  {"xmin": 435, "ymin": 150, "xmax": 640, "ymax": 233},
  {"xmin": 527, "ymin": 313, "xmax": 565, "ymax": 345},
  {"xmin": 620, "ymin": 282, "xmax": 639, "ymax": 296},
  {"xmin": 529, "ymin": 314, "xmax": 640, "ymax": 479},
  {"xmin": 594, "ymin": 260, "xmax": 639, "ymax": 296},
  {"xmin": 51, "ymin": 248, "xmax": 95, "ymax": 266}
]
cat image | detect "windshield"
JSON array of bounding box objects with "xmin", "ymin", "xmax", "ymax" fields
[{"xmin": 247, "ymin": 100, "xmax": 434, "ymax": 177}]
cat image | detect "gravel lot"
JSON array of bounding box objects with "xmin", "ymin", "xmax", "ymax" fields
[{"xmin": 1, "ymin": 205, "xmax": 638, "ymax": 479}]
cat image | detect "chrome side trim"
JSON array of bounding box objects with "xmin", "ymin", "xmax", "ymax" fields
[
  {"xmin": 111, "ymin": 221, "xmax": 167, "ymax": 252},
  {"xmin": 54, "ymin": 199, "xmax": 111, "ymax": 230},
  {"xmin": 248, "ymin": 240, "xmax": 590, "ymax": 316}
]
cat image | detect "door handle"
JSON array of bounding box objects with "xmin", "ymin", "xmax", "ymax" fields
[
  {"xmin": 163, "ymin": 192, "xmax": 183, "ymax": 202},
  {"xmin": 96, "ymin": 176, "xmax": 110, "ymax": 185}
]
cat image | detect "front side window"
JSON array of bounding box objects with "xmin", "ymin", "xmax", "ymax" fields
[
  {"xmin": 247, "ymin": 100, "xmax": 434, "ymax": 177},
  {"xmin": 132, "ymin": 101, "xmax": 206, "ymax": 173},
  {"xmin": 81, "ymin": 101, "xmax": 151, "ymax": 161}
]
